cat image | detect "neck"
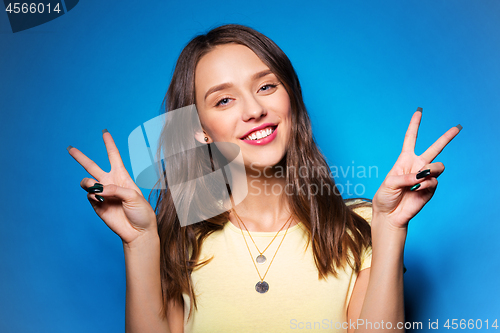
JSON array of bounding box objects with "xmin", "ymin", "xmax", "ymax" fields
[{"xmin": 228, "ymin": 162, "xmax": 295, "ymax": 232}]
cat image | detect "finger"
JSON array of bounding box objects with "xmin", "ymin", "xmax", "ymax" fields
[
  {"xmin": 420, "ymin": 125, "xmax": 462, "ymax": 163},
  {"xmin": 401, "ymin": 108, "xmax": 423, "ymax": 153},
  {"xmin": 385, "ymin": 162, "xmax": 444, "ymax": 191},
  {"xmin": 80, "ymin": 177, "xmax": 101, "ymax": 190},
  {"xmin": 409, "ymin": 177, "xmax": 438, "ymax": 193},
  {"xmin": 68, "ymin": 146, "xmax": 107, "ymax": 181},
  {"xmin": 87, "ymin": 191, "xmax": 104, "ymax": 204},
  {"xmin": 81, "ymin": 177, "xmax": 105, "ymax": 203},
  {"xmin": 384, "ymin": 162, "xmax": 443, "ymax": 190},
  {"xmin": 385, "ymin": 172, "xmax": 422, "ymax": 190},
  {"xmin": 102, "ymin": 129, "xmax": 127, "ymax": 171},
  {"xmin": 92, "ymin": 183, "xmax": 141, "ymax": 203},
  {"xmin": 416, "ymin": 162, "xmax": 445, "ymax": 179}
]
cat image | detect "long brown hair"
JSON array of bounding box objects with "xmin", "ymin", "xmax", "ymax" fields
[{"xmin": 149, "ymin": 24, "xmax": 372, "ymax": 320}]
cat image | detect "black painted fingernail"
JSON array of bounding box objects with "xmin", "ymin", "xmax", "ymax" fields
[
  {"xmin": 95, "ymin": 195, "xmax": 104, "ymax": 202},
  {"xmin": 456, "ymin": 124, "xmax": 463, "ymax": 132},
  {"xmin": 102, "ymin": 129, "xmax": 108, "ymax": 134},
  {"xmin": 416, "ymin": 107, "xmax": 423, "ymax": 112},
  {"xmin": 416, "ymin": 169, "xmax": 431, "ymax": 179},
  {"xmin": 410, "ymin": 183, "xmax": 421, "ymax": 191},
  {"xmin": 87, "ymin": 184, "xmax": 103, "ymax": 192},
  {"xmin": 93, "ymin": 183, "xmax": 103, "ymax": 186},
  {"xmin": 67, "ymin": 145, "xmax": 73, "ymax": 152}
]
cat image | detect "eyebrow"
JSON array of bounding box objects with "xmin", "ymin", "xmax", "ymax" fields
[{"xmin": 204, "ymin": 69, "xmax": 274, "ymax": 101}]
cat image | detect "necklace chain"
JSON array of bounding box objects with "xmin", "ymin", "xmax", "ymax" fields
[
  {"xmin": 232, "ymin": 209, "xmax": 292, "ymax": 257},
  {"xmin": 232, "ymin": 208, "xmax": 293, "ymax": 282}
]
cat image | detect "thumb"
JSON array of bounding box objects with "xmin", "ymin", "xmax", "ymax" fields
[
  {"xmin": 384, "ymin": 171, "xmax": 427, "ymax": 190},
  {"xmin": 90, "ymin": 183, "xmax": 143, "ymax": 203}
]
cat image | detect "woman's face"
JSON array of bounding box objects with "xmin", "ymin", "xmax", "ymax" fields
[{"xmin": 194, "ymin": 43, "xmax": 292, "ymax": 170}]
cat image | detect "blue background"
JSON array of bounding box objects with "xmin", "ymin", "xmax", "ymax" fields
[{"xmin": 1, "ymin": 0, "xmax": 499, "ymax": 332}]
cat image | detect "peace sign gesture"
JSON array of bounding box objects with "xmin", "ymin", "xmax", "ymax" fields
[
  {"xmin": 372, "ymin": 109, "xmax": 462, "ymax": 229},
  {"xmin": 67, "ymin": 130, "xmax": 158, "ymax": 245}
]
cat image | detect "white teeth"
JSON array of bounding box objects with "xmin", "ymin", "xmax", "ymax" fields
[{"xmin": 244, "ymin": 127, "xmax": 275, "ymax": 141}]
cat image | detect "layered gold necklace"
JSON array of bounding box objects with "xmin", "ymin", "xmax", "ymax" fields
[{"xmin": 231, "ymin": 208, "xmax": 293, "ymax": 293}]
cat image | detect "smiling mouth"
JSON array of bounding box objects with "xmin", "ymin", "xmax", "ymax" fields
[{"xmin": 241, "ymin": 126, "xmax": 277, "ymax": 141}]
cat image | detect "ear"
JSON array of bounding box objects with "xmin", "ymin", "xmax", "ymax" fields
[{"xmin": 194, "ymin": 131, "xmax": 210, "ymax": 144}]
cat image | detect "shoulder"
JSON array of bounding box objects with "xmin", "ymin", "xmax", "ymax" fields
[
  {"xmin": 344, "ymin": 198, "xmax": 373, "ymax": 224},
  {"xmin": 343, "ymin": 199, "xmax": 373, "ymax": 269}
]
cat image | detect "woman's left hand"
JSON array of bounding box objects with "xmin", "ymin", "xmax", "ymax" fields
[{"xmin": 372, "ymin": 109, "xmax": 462, "ymax": 230}]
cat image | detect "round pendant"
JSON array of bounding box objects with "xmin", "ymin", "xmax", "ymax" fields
[
  {"xmin": 256, "ymin": 254, "xmax": 266, "ymax": 264},
  {"xmin": 255, "ymin": 281, "xmax": 269, "ymax": 293}
]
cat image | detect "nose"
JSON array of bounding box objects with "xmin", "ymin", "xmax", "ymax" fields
[{"xmin": 241, "ymin": 94, "xmax": 267, "ymax": 122}]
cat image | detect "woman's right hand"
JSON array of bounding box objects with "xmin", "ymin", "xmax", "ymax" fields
[{"xmin": 68, "ymin": 129, "xmax": 158, "ymax": 245}]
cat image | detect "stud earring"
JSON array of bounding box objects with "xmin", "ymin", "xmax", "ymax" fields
[{"xmin": 204, "ymin": 137, "xmax": 208, "ymax": 142}]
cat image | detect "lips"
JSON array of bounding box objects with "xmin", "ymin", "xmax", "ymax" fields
[
  {"xmin": 240, "ymin": 123, "xmax": 278, "ymax": 140},
  {"xmin": 240, "ymin": 125, "xmax": 278, "ymax": 146},
  {"xmin": 242, "ymin": 126, "xmax": 277, "ymax": 141}
]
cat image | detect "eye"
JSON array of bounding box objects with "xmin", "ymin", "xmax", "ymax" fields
[
  {"xmin": 259, "ymin": 83, "xmax": 278, "ymax": 93},
  {"xmin": 215, "ymin": 97, "xmax": 232, "ymax": 107}
]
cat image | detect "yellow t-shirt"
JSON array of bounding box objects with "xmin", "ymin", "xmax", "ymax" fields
[{"xmin": 182, "ymin": 205, "xmax": 372, "ymax": 332}]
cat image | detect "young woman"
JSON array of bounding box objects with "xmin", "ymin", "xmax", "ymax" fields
[{"xmin": 68, "ymin": 24, "xmax": 461, "ymax": 332}]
